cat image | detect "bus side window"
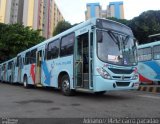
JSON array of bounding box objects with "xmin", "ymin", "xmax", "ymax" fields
[
  {"xmin": 138, "ymin": 47, "xmax": 152, "ymax": 61},
  {"xmin": 47, "ymin": 39, "xmax": 59, "ymax": 60},
  {"xmin": 60, "ymin": 33, "xmax": 75, "ymax": 57},
  {"xmin": 25, "ymin": 52, "xmax": 31, "ymax": 65},
  {"xmin": 30, "ymin": 49, "xmax": 37, "ymax": 64},
  {"xmin": 153, "ymin": 45, "xmax": 160, "ymax": 60}
]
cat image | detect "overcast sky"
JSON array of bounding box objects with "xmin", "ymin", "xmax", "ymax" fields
[{"xmin": 55, "ymin": 0, "xmax": 160, "ymax": 24}]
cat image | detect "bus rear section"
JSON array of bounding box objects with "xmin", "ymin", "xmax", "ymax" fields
[
  {"xmin": 138, "ymin": 41, "xmax": 160, "ymax": 85},
  {"xmin": 1, "ymin": 63, "xmax": 7, "ymax": 82}
]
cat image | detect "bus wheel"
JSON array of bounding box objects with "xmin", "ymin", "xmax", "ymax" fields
[
  {"xmin": 9, "ymin": 76, "xmax": 12, "ymax": 83},
  {"xmin": 23, "ymin": 76, "xmax": 29, "ymax": 88},
  {"xmin": 61, "ymin": 75, "xmax": 74, "ymax": 96}
]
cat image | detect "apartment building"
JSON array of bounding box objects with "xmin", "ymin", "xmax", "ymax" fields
[
  {"xmin": 0, "ymin": 0, "xmax": 64, "ymax": 38},
  {"xmin": 85, "ymin": 1, "xmax": 124, "ymax": 20}
]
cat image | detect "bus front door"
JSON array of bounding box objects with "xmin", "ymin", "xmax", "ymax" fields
[
  {"xmin": 35, "ymin": 50, "xmax": 42, "ymax": 86},
  {"xmin": 75, "ymin": 33, "xmax": 89, "ymax": 89}
]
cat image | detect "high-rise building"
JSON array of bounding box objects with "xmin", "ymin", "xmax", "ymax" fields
[
  {"xmin": 85, "ymin": 1, "xmax": 124, "ymax": 20},
  {"xmin": 108, "ymin": 2, "xmax": 124, "ymax": 19},
  {"xmin": 0, "ymin": 0, "xmax": 64, "ymax": 38},
  {"xmin": 85, "ymin": 3, "xmax": 101, "ymax": 20},
  {"xmin": 0, "ymin": 0, "xmax": 7, "ymax": 23},
  {"xmin": 0, "ymin": 0, "xmax": 22, "ymax": 24}
]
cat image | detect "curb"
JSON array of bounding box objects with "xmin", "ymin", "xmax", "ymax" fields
[{"xmin": 138, "ymin": 85, "xmax": 160, "ymax": 93}]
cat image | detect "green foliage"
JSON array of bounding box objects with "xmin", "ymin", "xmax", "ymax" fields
[
  {"xmin": 128, "ymin": 10, "xmax": 160, "ymax": 44},
  {"xmin": 107, "ymin": 10, "xmax": 160, "ymax": 44},
  {"xmin": 53, "ymin": 21, "xmax": 72, "ymax": 36},
  {"xmin": 0, "ymin": 23, "xmax": 45, "ymax": 63}
]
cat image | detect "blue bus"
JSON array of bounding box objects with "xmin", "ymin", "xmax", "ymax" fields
[
  {"xmin": 138, "ymin": 40, "xmax": 160, "ymax": 85},
  {"xmin": 0, "ymin": 18, "xmax": 139, "ymax": 95}
]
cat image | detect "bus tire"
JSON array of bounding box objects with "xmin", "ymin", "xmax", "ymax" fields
[
  {"xmin": 9, "ymin": 76, "xmax": 12, "ymax": 83},
  {"xmin": 23, "ymin": 76, "xmax": 29, "ymax": 88},
  {"xmin": 61, "ymin": 75, "xmax": 74, "ymax": 96}
]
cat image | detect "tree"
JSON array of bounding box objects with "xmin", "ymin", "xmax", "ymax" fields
[
  {"xmin": 128, "ymin": 10, "xmax": 160, "ymax": 44},
  {"xmin": 107, "ymin": 10, "xmax": 160, "ymax": 44},
  {"xmin": 0, "ymin": 23, "xmax": 45, "ymax": 63},
  {"xmin": 53, "ymin": 21, "xmax": 72, "ymax": 36}
]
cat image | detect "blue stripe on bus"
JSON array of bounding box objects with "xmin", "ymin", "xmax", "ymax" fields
[
  {"xmin": 144, "ymin": 61, "xmax": 160, "ymax": 79},
  {"xmin": 42, "ymin": 61, "xmax": 51, "ymax": 85}
]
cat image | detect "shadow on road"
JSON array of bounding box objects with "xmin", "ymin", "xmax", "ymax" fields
[{"xmin": 0, "ymin": 82, "xmax": 134, "ymax": 101}]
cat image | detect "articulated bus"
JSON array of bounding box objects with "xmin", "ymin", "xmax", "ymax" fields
[
  {"xmin": 138, "ymin": 41, "xmax": 160, "ymax": 85},
  {"xmin": 0, "ymin": 18, "xmax": 139, "ymax": 95}
]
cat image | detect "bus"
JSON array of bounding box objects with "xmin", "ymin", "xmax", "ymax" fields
[
  {"xmin": 0, "ymin": 18, "xmax": 139, "ymax": 95},
  {"xmin": 0, "ymin": 58, "xmax": 16, "ymax": 83},
  {"xmin": 138, "ymin": 41, "xmax": 160, "ymax": 85}
]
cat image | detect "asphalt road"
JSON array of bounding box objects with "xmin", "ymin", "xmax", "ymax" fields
[{"xmin": 0, "ymin": 82, "xmax": 160, "ymax": 119}]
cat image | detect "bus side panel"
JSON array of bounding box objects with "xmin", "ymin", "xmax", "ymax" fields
[
  {"xmin": 41, "ymin": 56, "xmax": 74, "ymax": 89},
  {"xmin": 4, "ymin": 64, "xmax": 7, "ymax": 82},
  {"xmin": 7, "ymin": 69, "xmax": 11, "ymax": 82},
  {"xmin": 22, "ymin": 64, "xmax": 35, "ymax": 85},
  {"xmin": 138, "ymin": 60, "xmax": 160, "ymax": 84},
  {"xmin": 14, "ymin": 67, "xmax": 18, "ymax": 82}
]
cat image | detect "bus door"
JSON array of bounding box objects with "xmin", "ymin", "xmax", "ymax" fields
[
  {"xmin": 11, "ymin": 61, "xmax": 15, "ymax": 82},
  {"xmin": 75, "ymin": 32, "xmax": 90, "ymax": 89},
  {"xmin": 4, "ymin": 64, "xmax": 6, "ymax": 81},
  {"xmin": 17, "ymin": 56, "xmax": 22, "ymax": 83},
  {"xmin": 35, "ymin": 50, "xmax": 42, "ymax": 86},
  {"xmin": 0, "ymin": 66, "xmax": 1, "ymax": 81}
]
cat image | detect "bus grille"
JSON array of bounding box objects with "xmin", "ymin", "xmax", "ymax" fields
[
  {"xmin": 116, "ymin": 82, "xmax": 130, "ymax": 87},
  {"xmin": 112, "ymin": 76, "xmax": 131, "ymax": 80},
  {"xmin": 108, "ymin": 68, "xmax": 133, "ymax": 74}
]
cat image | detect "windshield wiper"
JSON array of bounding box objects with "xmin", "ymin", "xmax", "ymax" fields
[{"xmin": 108, "ymin": 31, "xmax": 121, "ymax": 50}]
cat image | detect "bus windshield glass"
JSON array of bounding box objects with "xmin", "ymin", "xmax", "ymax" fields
[{"xmin": 97, "ymin": 30, "xmax": 137, "ymax": 66}]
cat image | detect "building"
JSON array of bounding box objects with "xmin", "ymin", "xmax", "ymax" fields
[
  {"xmin": 85, "ymin": 1, "xmax": 124, "ymax": 20},
  {"xmin": 0, "ymin": 0, "xmax": 23, "ymax": 24},
  {"xmin": 0, "ymin": 0, "xmax": 64, "ymax": 38},
  {"xmin": 85, "ymin": 3, "xmax": 102, "ymax": 20},
  {"xmin": 0, "ymin": 0, "xmax": 7, "ymax": 23},
  {"xmin": 108, "ymin": 2, "xmax": 124, "ymax": 19}
]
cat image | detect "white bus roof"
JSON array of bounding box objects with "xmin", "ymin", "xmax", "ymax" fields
[{"xmin": 138, "ymin": 40, "xmax": 160, "ymax": 49}]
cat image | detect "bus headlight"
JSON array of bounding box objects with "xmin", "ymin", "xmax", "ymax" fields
[
  {"xmin": 97, "ymin": 67, "xmax": 111, "ymax": 79},
  {"xmin": 131, "ymin": 74, "xmax": 139, "ymax": 80}
]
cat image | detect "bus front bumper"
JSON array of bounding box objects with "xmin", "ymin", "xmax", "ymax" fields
[{"xmin": 93, "ymin": 76, "xmax": 139, "ymax": 92}]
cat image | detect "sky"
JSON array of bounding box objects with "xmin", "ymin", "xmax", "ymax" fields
[{"xmin": 55, "ymin": 0, "xmax": 160, "ymax": 24}]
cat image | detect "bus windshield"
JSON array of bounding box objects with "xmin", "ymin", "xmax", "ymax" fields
[{"xmin": 97, "ymin": 30, "xmax": 137, "ymax": 66}]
